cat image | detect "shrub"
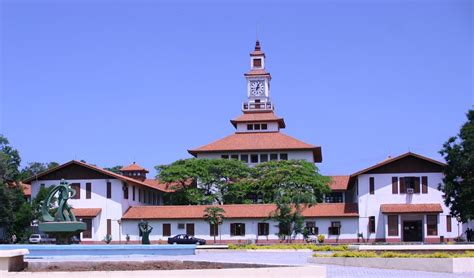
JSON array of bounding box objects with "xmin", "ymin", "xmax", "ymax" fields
[
  {"xmin": 103, "ymin": 234, "xmax": 112, "ymax": 244},
  {"xmin": 228, "ymin": 243, "xmax": 348, "ymax": 251},
  {"xmin": 314, "ymin": 251, "xmax": 474, "ymax": 258},
  {"xmin": 317, "ymin": 234, "xmax": 325, "ymax": 243}
]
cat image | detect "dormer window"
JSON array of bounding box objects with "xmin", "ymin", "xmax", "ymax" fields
[
  {"xmin": 262, "ymin": 124, "xmax": 267, "ymax": 130},
  {"xmin": 247, "ymin": 124, "xmax": 253, "ymax": 130},
  {"xmin": 254, "ymin": 124, "xmax": 261, "ymax": 130}
]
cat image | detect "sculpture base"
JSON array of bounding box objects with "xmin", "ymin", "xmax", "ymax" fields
[{"xmin": 39, "ymin": 222, "xmax": 86, "ymax": 245}]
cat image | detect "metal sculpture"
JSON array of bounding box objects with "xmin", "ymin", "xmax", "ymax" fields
[{"xmin": 138, "ymin": 220, "xmax": 153, "ymax": 245}]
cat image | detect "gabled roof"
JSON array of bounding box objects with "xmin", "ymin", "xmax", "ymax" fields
[
  {"xmin": 188, "ymin": 132, "xmax": 322, "ymax": 162},
  {"xmin": 329, "ymin": 176, "xmax": 350, "ymax": 191},
  {"xmin": 121, "ymin": 163, "xmax": 149, "ymax": 173},
  {"xmin": 23, "ymin": 160, "xmax": 166, "ymax": 193},
  {"xmin": 230, "ymin": 111, "xmax": 286, "ymax": 128},
  {"xmin": 350, "ymin": 152, "xmax": 445, "ymax": 177},
  {"xmin": 122, "ymin": 203, "xmax": 358, "ymax": 220},
  {"xmin": 380, "ymin": 204, "xmax": 443, "ymax": 214}
]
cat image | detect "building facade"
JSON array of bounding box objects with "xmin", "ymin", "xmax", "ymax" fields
[{"xmin": 24, "ymin": 41, "xmax": 464, "ymax": 244}]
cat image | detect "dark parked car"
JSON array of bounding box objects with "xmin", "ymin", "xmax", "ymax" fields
[{"xmin": 168, "ymin": 234, "xmax": 206, "ymax": 245}]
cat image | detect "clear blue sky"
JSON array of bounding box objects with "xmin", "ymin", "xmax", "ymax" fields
[{"xmin": 0, "ymin": 0, "xmax": 472, "ymax": 176}]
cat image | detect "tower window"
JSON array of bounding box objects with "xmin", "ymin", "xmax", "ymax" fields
[
  {"xmin": 253, "ymin": 58, "xmax": 262, "ymax": 68},
  {"xmin": 247, "ymin": 124, "xmax": 253, "ymax": 130},
  {"xmin": 261, "ymin": 124, "xmax": 267, "ymax": 130},
  {"xmin": 254, "ymin": 124, "xmax": 261, "ymax": 130}
]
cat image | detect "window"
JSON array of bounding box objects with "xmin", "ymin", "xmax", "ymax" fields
[
  {"xmin": 258, "ymin": 223, "xmax": 269, "ymax": 236},
  {"xmin": 260, "ymin": 154, "xmax": 268, "ymax": 163},
  {"xmin": 40, "ymin": 184, "xmax": 45, "ymax": 189},
  {"xmin": 240, "ymin": 154, "xmax": 249, "ymax": 163},
  {"xmin": 132, "ymin": 186, "xmax": 136, "ymax": 201},
  {"xmin": 270, "ymin": 154, "xmax": 278, "ymax": 161},
  {"xmin": 250, "ymin": 154, "xmax": 259, "ymax": 163},
  {"xmin": 400, "ymin": 177, "xmax": 420, "ymax": 193},
  {"xmin": 107, "ymin": 219, "xmax": 112, "ymax": 235},
  {"xmin": 106, "ymin": 182, "xmax": 112, "ymax": 199},
  {"xmin": 221, "ymin": 155, "xmax": 229, "ymax": 159},
  {"xmin": 231, "ymin": 154, "xmax": 239, "ymax": 160},
  {"xmin": 427, "ymin": 215, "xmax": 438, "ymax": 236},
  {"xmin": 369, "ymin": 216, "xmax": 376, "ymax": 233},
  {"xmin": 325, "ymin": 192, "xmax": 343, "ymax": 203},
  {"xmin": 70, "ymin": 183, "xmax": 80, "ymax": 199},
  {"xmin": 253, "ymin": 58, "xmax": 262, "ymax": 68},
  {"xmin": 247, "ymin": 124, "xmax": 253, "ymax": 130},
  {"xmin": 388, "ymin": 215, "xmax": 399, "ymax": 236},
  {"xmin": 178, "ymin": 223, "xmax": 185, "ymax": 230},
  {"xmin": 305, "ymin": 221, "xmax": 318, "ymax": 235},
  {"xmin": 123, "ymin": 184, "xmax": 129, "ymax": 199},
  {"xmin": 422, "ymin": 176, "xmax": 428, "ymax": 194},
  {"xmin": 329, "ymin": 222, "xmax": 341, "ymax": 235},
  {"xmin": 86, "ymin": 183, "xmax": 91, "ymax": 199},
  {"xmin": 210, "ymin": 224, "xmax": 218, "ymax": 236},
  {"xmin": 392, "ymin": 177, "xmax": 398, "ymax": 194},
  {"xmin": 261, "ymin": 124, "xmax": 267, "ymax": 130},
  {"xmin": 369, "ymin": 177, "xmax": 375, "ymax": 195},
  {"xmin": 446, "ymin": 215, "xmax": 452, "ymax": 233},
  {"xmin": 163, "ymin": 224, "xmax": 171, "ymax": 236},
  {"xmin": 82, "ymin": 218, "xmax": 92, "ymax": 239},
  {"xmin": 280, "ymin": 153, "xmax": 288, "ymax": 160},
  {"xmin": 230, "ymin": 223, "xmax": 245, "ymax": 236},
  {"xmin": 138, "ymin": 189, "xmax": 142, "ymax": 202},
  {"xmin": 254, "ymin": 124, "xmax": 261, "ymax": 130}
]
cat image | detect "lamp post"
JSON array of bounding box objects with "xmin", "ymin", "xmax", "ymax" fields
[{"xmin": 456, "ymin": 217, "xmax": 462, "ymax": 239}]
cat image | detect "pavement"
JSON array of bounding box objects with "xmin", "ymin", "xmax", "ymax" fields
[{"xmin": 26, "ymin": 250, "xmax": 474, "ymax": 278}]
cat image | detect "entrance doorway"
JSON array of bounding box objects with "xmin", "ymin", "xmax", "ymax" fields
[
  {"xmin": 403, "ymin": 221, "xmax": 422, "ymax": 242},
  {"xmin": 186, "ymin": 223, "xmax": 195, "ymax": 236}
]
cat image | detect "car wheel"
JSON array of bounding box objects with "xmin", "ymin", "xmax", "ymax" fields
[
  {"xmin": 196, "ymin": 242, "xmax": 201, "ymax": 245},
  {"xmin": 173, "ymin": 242, "xmax": 177, "ymax": 245}
]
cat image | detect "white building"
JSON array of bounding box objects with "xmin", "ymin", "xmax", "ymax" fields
[
  {"xmin": 24, "ymin": 40, "xmax": 464, "ymax": 244},
  {"xmin": 24, "ymin": 160, "xmax": 170, "ymax": 243}
]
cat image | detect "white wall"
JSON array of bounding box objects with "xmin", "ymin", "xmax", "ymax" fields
[
  {"xmin": 357, "ymin": 173, "xmax": 461, "ymax": 240},
  {"xmin": 122, "ymin": 217, "xmax": 358, "ymax": 242}
]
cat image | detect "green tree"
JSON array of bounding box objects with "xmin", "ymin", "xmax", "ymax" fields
[
  {"xmin": 0, "ymin": 135, "xmax": 21, "ymax": 182},
  {"xmin": 104, "ymin": 165, "xmax": 123, "ymax": 174},
  {"xmin": 20, "ymin": 162, "xmax": 59, "ymax": 180},
  {"xmin": 31, "ymin": 185, "xmax": 56, "ymax": 221},
  {"xmin": 439, "ymin": 109, "xmax": 474, "ymax": 222},
  {"xmin": 252, "ymin": 160, "xmax": 331, "ymax": 240},
  {"xmin": 203, "ymin": 206, "xmax": 225, "ymax": 244},
  {"xmin": 157, "ymin": 158, "xmax": 251, "ymax": 205}
]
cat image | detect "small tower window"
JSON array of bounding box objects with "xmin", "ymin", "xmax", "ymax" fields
[
  {"xmin": 254, "ymin": 124, "xmax": 261, "ymax": 130},
  {"xmin": 247, "ymin": 124, "xmax": 253, "ymax": 130},
  {"xmin": 253, "ymin": 58, "xmax": 262, "ymax": 68},
  {"xmin": 261, "ymin": 124, "xmax": 267, "ymax": 130}
]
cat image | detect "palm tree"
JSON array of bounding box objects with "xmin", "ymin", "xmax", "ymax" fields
[{"xmin": 204, "ymin": 206, "xmax": 225, "ymax": 244}]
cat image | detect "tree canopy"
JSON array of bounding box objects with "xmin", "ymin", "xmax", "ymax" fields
[
  {"xmin": 20, "ymin": 161, "xmax": 59, "ymax": 180},
  {"xmin": 440, "ymin": 109, "xmax": 474, "ymax": 222}
]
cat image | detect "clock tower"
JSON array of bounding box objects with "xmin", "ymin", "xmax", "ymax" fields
[{"xmin": 243, "ymin": 40, "xmax": 273, "ymax": 111}]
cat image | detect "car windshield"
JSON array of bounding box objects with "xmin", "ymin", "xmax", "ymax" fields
[{"xmin": 30, "ymin": 235, "xmax": 40, "ymax": 238}]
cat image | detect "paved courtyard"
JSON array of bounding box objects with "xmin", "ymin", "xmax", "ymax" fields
[{"xmin": 28, "ymin": 250, "xmax": 474, "ymax": 277}]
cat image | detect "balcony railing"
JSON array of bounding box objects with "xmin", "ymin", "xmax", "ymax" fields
[{"xmin": 242, "ymin": 101, "xmax": 274, "ymax": 111}]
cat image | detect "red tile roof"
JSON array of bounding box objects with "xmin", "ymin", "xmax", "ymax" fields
[
  {"xmin": 23, "ymin": 160, "xmax": 166, "ymax": 193},
  {"xmin": 122, "ymin": 203, "xmax": 358, "ymax": 220},
  {"xmin": 230, "ymin": 112, "xmax": 286, "ymax": 128},
  {"xmin": 351, "ymin": 152, "xmax": 445, "ymax": 177},
  {"xmin": 72, "ymin": 208, "xmax": 102, "ymax": 217},
  {"xmin": 143, "ymin": 179, "xmax": 192, "ymax": 193},
  {"xmin": 188, "ymin": 132, "xmax": 322, "ymax": 162},
  {"xmin": 380, "ymin": 204, "xmax": 443, "ymax": 214},
  {"xmin": 244, "ymin": 69, "xmax": 271, "ymax": 76},
  {"xmin": 121, "ymin": 163, "xmax": 149, "ymax": 173},
  {"xmin": 329, "ymin": 176, "xmax": 350, "ymax": 191}
]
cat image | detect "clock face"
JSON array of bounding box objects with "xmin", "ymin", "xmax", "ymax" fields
[{"xmin": 250, "ymin": 80, "xmax": 265, "ymax": 96}]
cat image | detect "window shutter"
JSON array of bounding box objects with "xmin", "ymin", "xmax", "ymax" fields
[
  {"xmin": 422, "ymin": 176, "xmax": 428, "ymax": 194},
  {"xmin": 414, "ymin": 177, "xmax": 421, "ymax": 193},
  {"xmin": 392, "ymin": 177, "xmax": 398, "ymax": 194},
  {"xmin": 399, "ymin": 178, "xmax": 406, "ymax": 193}
]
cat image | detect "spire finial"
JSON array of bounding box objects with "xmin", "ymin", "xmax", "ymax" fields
[{"xmin": 255, "ymin": 40, "xmax": 261, "ymax": 51}]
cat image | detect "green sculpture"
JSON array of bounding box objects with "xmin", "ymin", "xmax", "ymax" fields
[
  {"xmin": 138, "ymin": 220, "xmax": 153, "ymax": 244},
  {"xmin": 38, "ymin": 179, "xmax": 86, "ymax": 244}
]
